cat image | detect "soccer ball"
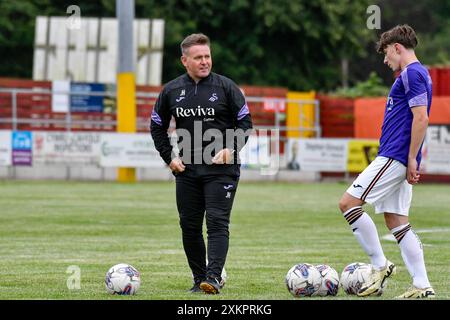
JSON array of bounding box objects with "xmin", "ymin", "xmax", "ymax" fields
[
  {"xmin": 285, "ymin": 263, "xmax": 321, "ymax": 297},
  {"xmin": 105, "ymin": 263, "xmax": 141, "ymax": 295},
  {"xmin": 340, "ymin": 262, "xmax": 372, "ymax": 295},
  {"xmin": 315, "ymin": 264, "xmax": 340, "ymax": 296}
]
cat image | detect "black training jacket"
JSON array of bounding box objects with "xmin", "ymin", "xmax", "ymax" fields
[{"xmin": 150, "ymin": 72, "xmax": 253, "ymax": 176}]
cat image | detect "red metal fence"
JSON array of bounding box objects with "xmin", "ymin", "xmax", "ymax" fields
[
  {"xmin": 0, "ymin": 78, "xmax": 293, "ymax": 134},
  {"xmin": 429, "ymin": 67, "xmax": 450, "ymax": 96}
]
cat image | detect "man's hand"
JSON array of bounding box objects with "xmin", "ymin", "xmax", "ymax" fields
[
  {"xmin": 212, "ymin": 148, "xmax": 234, "ymax": 164},
  {"xmin": 407, "ymin": 156, "xmax": 420, "ymax": 184},
  {"xmin": 169, "ymin": 158, "xmax": 185, "ymax": 173}
]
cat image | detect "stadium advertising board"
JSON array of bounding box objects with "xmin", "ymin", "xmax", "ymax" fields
[
  {"xmin": 347, "ymin": 140, "xmax": 379, "ymax": 173},
  {"xmin": 0, "ymin": 131, "xmax": 12, "ymax": 166},
  {"xmin": 12, "ymin": 131, "xmax": 33, "ymax": 166},
  {"xmin": 70, "ymin": 82, "xmax": 105, "ymax": 112},
  {"xmin": 51, "ymin": 81, "xmax": 106, "ymax": 113},
  {"xmin": 52, "ymin": 80, "xmax": 70, "ymax": 112},
  {"xmin": 263, "ymin": 98, "xmax": 285, "ymax": 112},
  {"xmin": 100, "ymin": 133, "xmax": 164, "ymax": 168},
  {"xmin": 33, "ymin": 131, "xmax": 101, "ymax": 165},
  {"xmin": 239, "ymin": 134, "xmax": 272, "ymax": 168},
  {"xmin": 288, "ymin": 138, "xmax": 348, "ymax": 172},
  {"xmin": 422, "ymin": 125, "xmax": 450, "ymax": 174}
]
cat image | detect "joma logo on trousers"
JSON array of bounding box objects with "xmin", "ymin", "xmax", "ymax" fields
[{"xmin": 176, "ymin": 106, "xmax": 215, "ymax": 117}]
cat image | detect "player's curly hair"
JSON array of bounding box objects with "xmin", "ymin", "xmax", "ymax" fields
[
  {"xmin": 180, "ymin": 33, "xmax": 210, "ymax": 55},
  {"xmin": 376, "ymin": 24, "xmax": 418, "ymax": 53}
]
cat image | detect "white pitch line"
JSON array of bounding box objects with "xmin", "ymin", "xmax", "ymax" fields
[
  {"xmin": 412, "ymin": 228, "xmax": 450, "ymax": 233},
  {"xmin": 381, "ymin": 227, "xmax": 450, "ymax": 246},
  {"xmin": 380, "ymin": 234, "xmax": 397, "ymax": 242}
]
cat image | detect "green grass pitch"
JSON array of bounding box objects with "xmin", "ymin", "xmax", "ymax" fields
[{"xmin": 0, "ymin": 180, "xmax": 448, "ymax": 300}]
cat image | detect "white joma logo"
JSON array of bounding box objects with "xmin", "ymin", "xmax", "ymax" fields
[{"xmin": 176, "ymin": 106, "xmax": 215, "ymax": 117}]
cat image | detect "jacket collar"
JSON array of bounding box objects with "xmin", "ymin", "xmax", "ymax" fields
[{"xmin": 184, "ymin": 72, "xmax": 213, "ymax": 84}]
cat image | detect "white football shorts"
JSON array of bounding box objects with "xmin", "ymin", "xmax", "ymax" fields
[{"xmin": 346, "ymin": 156, "xmax": 412, "ymax": 216}]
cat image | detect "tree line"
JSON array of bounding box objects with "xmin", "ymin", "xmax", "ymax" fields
[{"xmin": 0, "ymin": 0, "xmax": 448, "ymax": 93}]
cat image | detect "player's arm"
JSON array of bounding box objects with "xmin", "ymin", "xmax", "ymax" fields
[
  {"xmin": 150, "ymin": 89, "xmax": 184, "ymax": 172},
  {"xmin": 213, "ymin": 81, "xmax": 253, "ymax": 164},
  {"xmin": 404, "ymin": 68, "xmax": 430, "ymax": 184},
  {"xmin": 407, "ymin": 105, "xmax": 428, "ymax": 184},
  {"xmin": 231, "ymin": 90, "xmax": 253, "ymax": 157}
]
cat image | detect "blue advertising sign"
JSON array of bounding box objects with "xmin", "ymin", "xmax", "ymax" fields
[
  {"xmin": 70, "ymin": 82, "xmax": 105, "ymax": 112},
  {"xmin": 12, "ymin": 131, "xmax": 33, "ymax": 166}
]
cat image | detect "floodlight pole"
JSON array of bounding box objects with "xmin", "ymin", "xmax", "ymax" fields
[{"xmin": 116, "ymin": 0, "xmax": 137, "ymax": 182}]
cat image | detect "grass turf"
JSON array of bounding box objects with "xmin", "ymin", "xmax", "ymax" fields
[{"xmin": 0, "ymin": 180, "xmax": 448, "ymax": 300}]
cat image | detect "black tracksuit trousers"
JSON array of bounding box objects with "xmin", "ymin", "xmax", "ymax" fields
[{"xmin": 175, "ymin": 165, "xmax": 239, "ymax": 283}]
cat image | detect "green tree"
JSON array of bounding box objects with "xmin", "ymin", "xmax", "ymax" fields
[
  {"xmin": 148, "ymin": 0, "xmax": 373, "ymax": 90},
  {"xmin": 332, "ymin": 71, "xmax": 389, "ymax": 98},
  {"xmin": 0, "ymin": 0, "xmax": 374, "ymax": 90},
  {"xmin": 351, "ymin": 0, "xmax": 450, "ymax": 87},
  {"xmin": 415, "ymin": 0, "xmax": 450, "ymax": 66}
]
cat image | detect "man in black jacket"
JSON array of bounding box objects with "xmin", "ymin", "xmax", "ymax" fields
[{"xmin": 150, "ymin": 33, "xmax": 253, "ymax": 294}]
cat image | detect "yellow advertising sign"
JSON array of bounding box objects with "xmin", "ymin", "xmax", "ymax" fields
[
  {"xmin": 286, "ymin": 91, "xmax": 315, "ymax": 138},
  {"xmin": 347, "ymin": 140, "xmax": 379, "ymax": 172}
]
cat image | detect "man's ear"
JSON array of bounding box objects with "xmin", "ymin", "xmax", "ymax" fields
[
  {"xmin": 181, "ymin": 55, "xmax": 187, "ymax": 67},
  {"xmin": 394, "ymin": 43, "xmax": 402, "ymax": 54}
]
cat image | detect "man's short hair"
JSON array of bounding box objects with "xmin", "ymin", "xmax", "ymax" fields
[
  {"xmin": 180, "ymin": 33, "xmax": 210, "ymax": 55},
  {"xmin": 376, "ymin": 24, "xmax": 418, "ymax": 53}
]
